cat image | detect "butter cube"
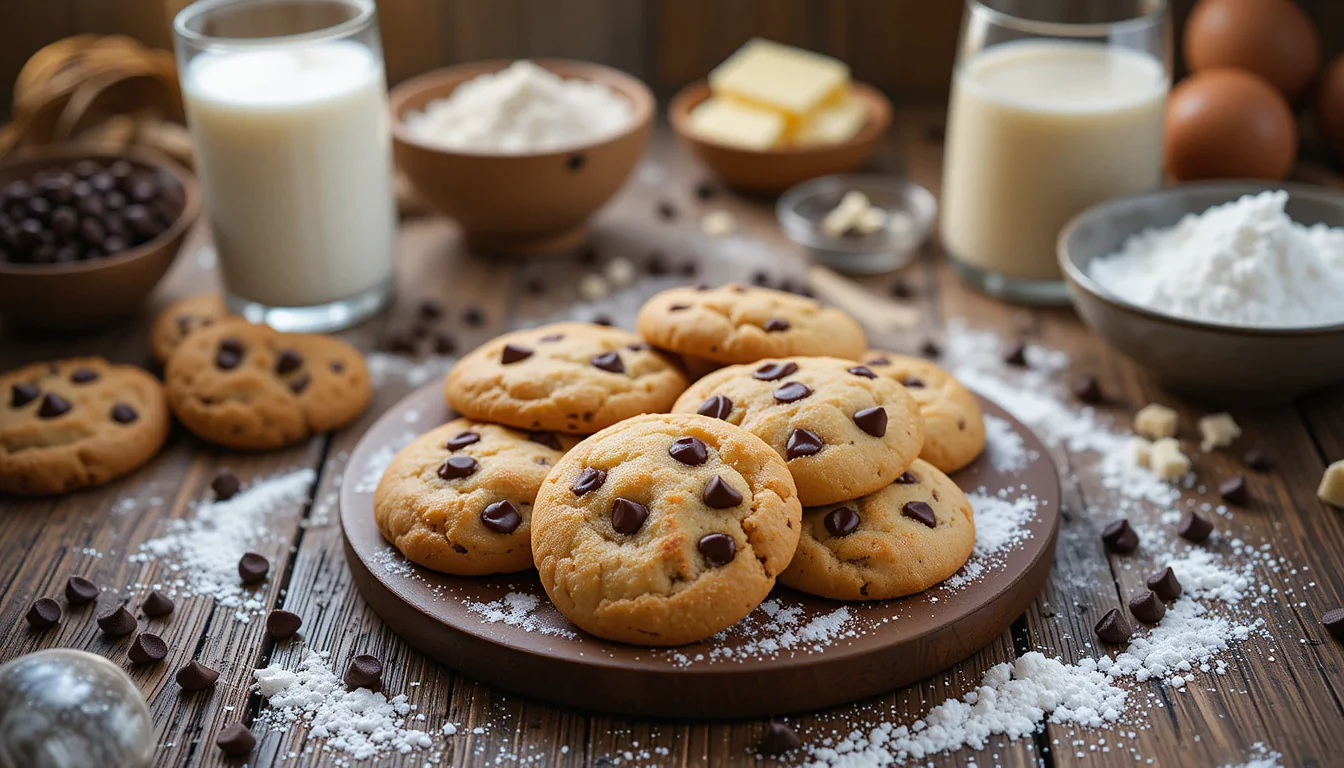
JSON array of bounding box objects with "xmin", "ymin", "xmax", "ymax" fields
[
  {"xmin": 710, "ymin": 38, "xmax": 849, "ymax": 121},
  {"xmin": 821, "ymin": 191, "xmax": 886, "ymax": 238},
  {"xmin": 1131, "ymin": 437, "xmax": 1153, "ymax": 468},
  {"xmin": 687, "ymin": 97, "xmax": 784, "ymax": 150},
  {"xmin": 1150, "ymin": 437, "xmax": 1191, "ymax": 480},
  {"xmin": 794, "ymin": 95, "xmax": 868, "ymax": 146},
  {"xmin": 1198, "ymin": 412, "xmax": 1241, "ymax": 452},
  {"xmin": 1319, "ymin": 460, "xmax": 1344, "ymax": 508},
  {"xmin": 1134, "ymin": 403, "xmax": 1178, "ymax": 440}
]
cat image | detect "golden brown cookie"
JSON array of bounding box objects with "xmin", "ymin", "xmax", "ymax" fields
[
  {"xmin": 150, "ymin": 294, "xmax": 230, "ymax": 365},
  {"xmin": 672, "ymin": 356, "xmax": 924, "ymax": 507},
  {"xmin": 375, "ymin": 419, "xmax": 570, "ymax": 575},
  {"xmin": 165, "ymin": 319, "xmax": 371, "ymax": 450},
  {"xmin": 779, "ymin": 459, "xmax": 975, "ymax": 600},
  {"xmin": 1, "ymin": 358, "xmax": 170, "ymax": 495},
  {"xmin": 635, "ymin": 284, "xmax": 867, "ymax": 365},
  {"xmin": 444, "ymin": 322, "xmax": 688, "ymax": 435},
  {"xmin": 862, "ymin": 352, "xmax": 986, "ymax": 473},
  {"xmin": 531, "ymin": 413, "xmax": 801, "ymax": 646}
]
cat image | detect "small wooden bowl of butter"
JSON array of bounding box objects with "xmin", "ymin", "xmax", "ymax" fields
[{"xmin": 670, "ymin": 39, "xmax": 893, "ymax": 195}]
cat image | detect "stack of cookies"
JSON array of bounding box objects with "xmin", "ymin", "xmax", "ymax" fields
[{"xmin": 374, "ymin": 284, "xmax": 990, "ymax": 646}]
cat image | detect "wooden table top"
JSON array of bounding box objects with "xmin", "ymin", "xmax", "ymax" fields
[{"xmin": 2, "ymin": 106, "xmax": 1342, "ymax": 768}]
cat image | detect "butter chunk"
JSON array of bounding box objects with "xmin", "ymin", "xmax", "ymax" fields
[
  {"xmin": 710, "ymin": 38, "xmax": 849, "ymax": 119},
  {"xmin": 1134, "ymin": 403, "xmax": 1178, "ymax": 440},
  {"xmin": 1198, "ymin": 412, "xmax": 1242, "ymax": 452},
  {"xmin": 1319, "ymin": 460, "xmax": 1344, "ymax": 508},
  {"xmin": 1131, "ymin": 437, "xmax": 1153, "ymax": 468},
  {"xmin": 795, "ymin": 95, "xmax": 867, "ymax": 146},
  {"xmin": 1150, "ymin": 437, "xmax": 1191, "ymax": 480},
  {"xmin": 687, "ymin": 98, "xmax": 784, "ymax": 150},
  {"xmin": 821, "ymin": 191, "xmax": 885, "ymax": 238}
]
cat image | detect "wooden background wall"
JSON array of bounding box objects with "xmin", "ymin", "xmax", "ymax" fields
[{"xmin": 3, "ymin": 0, "xmax": 1344, "ymax": 119}]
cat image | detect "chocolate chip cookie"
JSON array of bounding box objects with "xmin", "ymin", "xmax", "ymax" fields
[
  {"xmin": 165, "ymin": 320, "xmax": 371, "ymax": 450},
  {"xmin": 779, "ymin": 459, "xmax": 975, "ymax": 600},
  {"xmin": 635, "ymin": 284, "xmax": 867, "ymax": 365},
  {"xmin": 1, "ymin": 358, "xmax": 170, "ymax": 494},
  {"xmin": 672, "ymin": 357, "xmax": 924, "ymax": 507},
  {"xmin": 531, "ymin": 413, "xmax": 801, "ymax": 645},
  {"xmin": 151, "ymin": 294, "xmax": 230, "ymax": 365},
  {"xmin": 376, "ymin": 419, "xmax": 573, "ymax": 575},
  {"xmin": 862, "ymin": 352, "xmax": 985, "ymax": 473},
  {"xmin": 444, "ymin": 323, "xmax": 689, "ymax": 435}
]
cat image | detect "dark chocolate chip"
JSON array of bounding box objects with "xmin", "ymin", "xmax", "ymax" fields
[
  {"xmin": 785, "ymin": 428, "xmax": 824, "ymax": 459},
  {"xmin": 572, "ymin": 467, "xmax": 607, "ymax": 497},
  {"xmin": 177, "ymin": 660, "xmax": 220, "ymax": 691},
  {"xmin": 26, "ymin": 598, "xmax": 61, "ymax": 629},
  {"xmin": 128, "ymin": 632, "xmax": 168, "ymax": 664},
  {"xmin": 266, "ymin": 609, "xmax": 303, "ymax": 639},
  {"xmin": 1178, "ymin": 511, "xmax": 1214, "ymax": 542},
  {"xmin": 529, "ymin": 431, "xmax": 562, "ymax": 450},
  {"xmin": 567, "ymin": 153, "xmax": 585, "ymax": 172},
  {"xmin": 65, "ymin": 576, "xmax": 99, "ymax": 605},
  {"xmin": 668, "ymin": 303, "xmax": 690, "ymax": 312},
  {"xmin": 610, "ymin": 497, "xmax": 649, "ymax": 535},
  {"xmin": 763, "ymin": 318, "xmax": 790, "ymax": 332},
  {"xmin": 437, "ymin": 456, "xmax": 479, "ymax": 480},
  {"xmin": 698, "ymin": 394, "xmax": 733, "ymax": 420},
  {"xmin": 592, "ymin": 314, "xmax": 614, "ymax": 327},
  {"xmin": 1219, "ymin": 474, "xmax": 1249, "ymax": 506},
  {"xmin": 212, "ymin": 470, "xmax": 241, "ymax": 501},
  {"xmin": 10, "ymin": 383, "xmax": 40, "ymax": 408},
  {"xmin": 773, "ymin": 382, "xmax": 812, "ymax": 403},
  {"xmin": 848, "ymin": 366, "xmax": 876, "ymax": 379},
  {"xmin": 895, "ymin": 471, "xmax": 919, "ymax": 485},
  {"xmin": 853, "ymin": 407, "xmax": 888, "ymax": 437},
  {"xmin": 345, "ymin": 654, "xmax": 383, "ymax": 690},
  {"xmin": 627, "ymin": 342, "xmax": 650, "ymax": 351},
  {"xmin": 1101, "ymin": 519, "xmax": 1139, "ymax": 553},
  {"xmin": 70, "ymin": 367, "xmax": 98, "ymax": 384},
  {"xmin": 656, "ymin": 201, "xmax": 677, "ymax": 220},
  {"xmin": 385, "ymin": 332, "xmax": 416, "ymax": 354},
  {"xmin": 1094, "ymin": 608, "xmax": 1133, "ymax": 645},
  {"xmin": 694, "ymin": 180, "xmax": 716, "ymax": 200},
  {"xmin": 592, "ymin": 351, "xmax": 625, "ymax": 374},
  {"xmin": 142, "ymin": 590, "xmax": 174, "ymax": 618},
  {"xmin": 445, "ymin": 431, "xmax": 480, "ymax": 451},
  {"xmin": 902, "ymin": 501, "xmax": 937, "ymax": 528},
  {"xmin": 288, "ymin": 374, "xmax": 311, "ymax": 394},
  {"xmin": 919, "ymin": 339, "xmax": 942, "ymax": 358},
  {"xmin": 753, "ymin": 361, "xmax": 798, "ymax": 381},
  {"xmin": 331, "ymin": 361, "xmax": 345, "ymax": 373},
  {"xmin": 216, "ymin": 348, "xmax": 242, "ymax": 370},
  {"xmin": 1071, "ymin": 375, "xmax": 1104, "ymax": 404},
  {"xmin": 523, "ymin": 277, "xmax": 546, "ymax": 295},
  {"xmin": 97, "ymin": 605, "xmax": 138, "ymax": 637},
  {"xmin": 463, "ymin": 306, "xmax": 485, "ymax": 326},
  {"xmin": 645, "ymin": 251, "xmax": 669, "ymax": 275},
  {"xmin": 866, "ymin": 357, "xmax": 891, "ymax": 367},
  {"xmin": 697, "ymin": 533, "xmax": 736, "ymax": 567},
  {"xmin": 703, "ymin": 476, "xmax": 743, "ymax": 509},
  {"xmin": 1243, "ymin": 444, "xmax": 1276, "ymax": 472},
  {"xmin": 1003, "ymin": 341, "xmax": 1029, "ymax": 367},
  {"xmin": 481, "ymin": 500, "xmax": 523, "ymax": 534},
  {"xmin": 1146, "ymin": 567, "xmax": 1183, "ymax": 601},
  {"xmin": 216, "ymin": 723, "xmax": 256, "ymax": 757},
  {"xmin": 760, "ymin": 721, "xmax": 801, "ymax": 755},
  {"xmin": 1128, "ymin": 591, "xmax": 1166, "ymax": 625},
  {"xmin": 111, "ymin": 403, "xmax": 138, "ymax": 423},
  {"xmin": 418, "ymin": 299, "xmax": 443, "ymax": 320},
  {"xmin": 889, "ymin": 279, "xmax": 913, "ymax": 299},
  {"xmin": 824, "ymin": 507, "xmax": 860, "ymax": 537},
  {"xmin": 275, "ymin": 349, "xmax": 303, "ymax": 374},
  {"xmin": 237, "ymin": 552, "xmax": 270, "ymax": 584},
  {"xmin": 1323, "ymin": 609, "xmax": 1344, "ymax": 642},
  {"xmin": 433, "ymin": 334, "xmax": 458, "ymax": 355},
  {"xmin": 37, "ymin": 393, "xmax": 71, "ymax": 418},
  {"xmin": 501, "ymin": 344, "xmax": 532, "ymax": 364},
  {"xmin": 900, "ymin": 376, "xmax": 925, "ymax": 388},
  {"xmin": 669, "ymin": 436, "xmax": 709, "ymax": 466}
]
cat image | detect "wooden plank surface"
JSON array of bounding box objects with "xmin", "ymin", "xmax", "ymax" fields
[{"xmin": 2, "ymin": 108, "xmax": 1343, "ymax": 768}]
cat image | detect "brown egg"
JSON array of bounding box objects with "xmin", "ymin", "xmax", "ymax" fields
[
  {"xmin": 1185, "ymin": 0, "xmax": 1320, "ymax": 102},
  {"xmin": 1315, "ymin": 53, "xmax": 1344, "ymax": 163},
  {"xmin": 1165, "ymin": 69, "xmax": 1296, "ymax": 181}
]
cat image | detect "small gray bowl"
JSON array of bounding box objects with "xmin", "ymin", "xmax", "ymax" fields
[{"xmin": 1059, "ymin": 181, "xmax": 1344, "ymax": 402}]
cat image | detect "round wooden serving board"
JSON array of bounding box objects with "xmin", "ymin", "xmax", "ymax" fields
[{"xmin": 341, "ymin": 380, "xmax": 1061, "ymax": 719}]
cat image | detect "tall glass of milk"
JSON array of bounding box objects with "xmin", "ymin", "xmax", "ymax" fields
[
  {"xmin": 174, "ymin": 0, "xmax": 395, "ymax": 331},
  {"xmin": 940, "ymin": 0, "xmax": 1170, "ymax": 304}
]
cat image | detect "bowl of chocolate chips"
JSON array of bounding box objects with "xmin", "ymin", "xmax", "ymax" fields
[{"xmin": 0, "ymin": 147, "xmax": 199, "ymax": 330}]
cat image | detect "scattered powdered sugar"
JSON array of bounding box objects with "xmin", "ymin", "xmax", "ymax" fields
[
  {"xmin": 367, "ymin": 352, "xmax": 453, "ymax": 389},
  {"xmin": 355, "ymin": 431, "xmax": 415, "ymax": 493},
  {"xmin": 1100, "ymin": 598, "xmax": 1259, "ymax": 688},
  {"xmin": 1222, "ymin": 742, "xmax": 1283, "ymax": 768},
  {"xmin": 1166, "ymin": 548, "xmax": 1252, "ymax": 603},
  {"xmin": 665, "ymin": 601, "xmax": 857, "ymax": 666},
  {"xmin": 983, "ymin": 414, "xmax": 1033, "ymax": 473},
  {"xmin": 941, "ymin": 490, "xmax": 1040, "ymax": 591},
  {"xmin": 464, "ymin": 592, "xmax": 577, "ymax": 638}
]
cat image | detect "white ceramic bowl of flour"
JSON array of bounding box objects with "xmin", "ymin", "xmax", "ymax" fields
[{"xmin": 1060, "ymin": 182, "xmax": 1344, "ymax": 401}]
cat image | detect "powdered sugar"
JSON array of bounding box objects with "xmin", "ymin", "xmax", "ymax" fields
[
  {"xmin": 464, "ymin": 592, "xmax": 577, "ymax": 638},
  {"xmin": 1165, "ymin": 548, "xmax": 1252, "ymax": 603},
  {"xmin": 1101, "ymin": 598, "xmax": 1259, "ymax": 688},
  {"xmin": 665, "ymin": 601, "xmax": 858, "ymax": 666},
  {"xmin": 983, "ymin": 414, "xmax": 1034, "ymax": 473}
]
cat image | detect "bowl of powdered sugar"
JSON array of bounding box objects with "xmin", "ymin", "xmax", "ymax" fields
[{"xmin": 1059, "ymin": 182, "xmax": 1344, "ymax": 400}]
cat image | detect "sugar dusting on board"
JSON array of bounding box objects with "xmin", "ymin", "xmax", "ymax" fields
[{"xmin": 464, "ymin": 592, "xmax": 578, "ymax": 638}]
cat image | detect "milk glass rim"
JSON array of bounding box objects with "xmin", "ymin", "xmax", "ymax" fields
[
  {"xmin": 965, "ymin": 0, "xmax": 1167, "ymax": 38},
  {"xmin": 174, "ymin": 0, "xmax": 376, "ymax": 50}
]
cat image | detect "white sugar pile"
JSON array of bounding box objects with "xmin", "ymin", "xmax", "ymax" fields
[
  {"xmin": 464, "ymin": 592, "xmax": 577, "ymax": 638},
  {"xmin": 254, "ymin": 649, "xmax": 436, "ymax": 762},
  {"xmin": 983, "ymin": 415, "xmax": 1033, "ymax": 473},
  {"xmin": 1101, "ymin": 598, "xmax": 1257, "ymax": 688},
  {"xmin": 1166, "ymin": 548, "xmax": 1252, "ymax": 603}
]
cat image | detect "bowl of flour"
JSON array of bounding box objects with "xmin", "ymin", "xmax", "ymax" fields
[{"xmin": 1060, "ymin": 182, "xmax": 1344, "ymax": 400}]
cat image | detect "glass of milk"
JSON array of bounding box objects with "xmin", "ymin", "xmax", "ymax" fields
[
  {"xmin": 174, "ymin": 0, "xmax": 396, "ymax": 331},
  {"xmin": 940, "ymin": 0, "xmax": 1170, "ymax": 305}
]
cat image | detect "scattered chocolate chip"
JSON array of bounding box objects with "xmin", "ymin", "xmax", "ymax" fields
[
  {"xmin": 1219, "ymin": 474, "xmax": 1249, "ymax": 506},
  {"xmin": 288, "ymin": 374, "xmax": 311, "ymax": 394},
  {"xmin": 656, "ymin": 201, "xmax": 677, "ymax": 220},
  {"xmin": 523, "ymin": 276, "xmax": 546, "ymax": 295},
  {"xmin": 97, "ymin": 605, "xmax": 138, "ymax": 637},
  {"xmin": 785, "ymin": 428, "xmax": 824, "ymax": 459},
  {"xmin": 216, "ymin": 338, "xmax": 244, "ymax": 370},
  {"xmin": 1146, "ymin": 567, "xmax": 1183, "ymax": 601},
  {"xmin": 773, "ymin": 382, "xmax": 812, "ymax": 404},
  {"xmin": 572, "ymin": 467, "xmax": 607, "ymax": 497},
  {"xmin": 176, "ymin": 660, "xmax": 220, "ymax": 691},
  {"xmin": 110, "ymin": 403, "xmax": 138, "ymax": 423},
  {"xmin": 1094, "ymin": 608, "xmax": 1133, "ymax": 644},
  {"xmin": 763, "ymin": 318, "xmax": 790, "ymax": 332},
  {"xmin": 703, "ymin": 476, "xmax": 743, "ymax": 508},
  {"xmin": 611, "ymin": 497, "xmax": 649, "ymax": 535},
  {"xmin": 433, "ymin": 334, "xmax": 458, "ymax": 355},
  {"xmin": 212, "ymin": 470, "xmax": 241, "ymax": 501},
  {"xmin": 853, "ymin": 407, "xmax": 888, "ymax": 437},
  {"xmin": 237, "ymin": 552, "xmax": 270, "ymax": 584},
  {"xmin": 919, "ymin": 339, "xmax": 941, "ymax": 358},
  {"xmin": 889, "ymin": 279, "xmax": 913, "ymax": 299},
  {"xmin": 753, "ymin": 361, "xmax": 798, "ymax": 381},
  {"xmin": 463, "ymin": 306, "xmax": 485, "ymax": 326},
  {"xmin": 37, "ymin": 392, "xmax": 71, "ymax": 418},
  {"xmin": 501, "ymin": 344, "xmax": 532, "ymax": 364},
  {"xmin": 824, "ymin": 507, "xmax": 860, "ymax": 537},
  {"xmin": 344, "ymin": 654, "xmax": 384, "ymax": 690},
  {"xmin": 437, "ymin": 456, "xmax": 479, "ymax": 480},
  {"xmin": 445, "ymin": 431, "xmax": 480, "ymax": 451},
  {"xmin": 645, "ymin": 251, "xmax": 668, "ymax": 275},
  {"xmin": 1243, "ymin": 444, "xmax": 1276, "ymax": 472},
  {"xmin": 481, "ymin": 500, "xmax": 523, "ymax": 534},
  {"xmin": 1003, "ymin": 341, "xmax": 1029, "ymax": 367},
  {"xmin": 26, "ymin": 598, "xmax": 60, "ymax": 629},
  {"xmin": 275, "ymin": 349, "xmax": 303, "ymax": 374},
  {"xmin": 697, "ymin": 394, "xmax": 733, "ymax": 420},
  {"xmin": 567, "ymin": 154, "xmax": 585, "ymax": 172},
  {"xmin": 895, "ymin": 471, "xmax": 919, "ymax": 484},
  {"xmin": 669, "ymin": 436, "xmax": 708, "ymax": 466},
  {"xmin": 760, "ymin": 721, "xmax": 801, "ymax": 755},
  {"xmin": 385, "ymin": 332, "xmax": 416, "ymax": 354},
  {"xmin": 576, "ymin": 246, "xmax": 598, "ymax": 265},
  {"xmin": 142, "ymin": 590, "xmax": 174, "ymax": 618},
  {"xmin": 1128, "ymin": 591, "xmax": 1166, "ymax": 625},
  {"xmin": 216, "ymin": 723, "xmax": 256, "ymax": 757},
  {"xmin": 751, "ymin": 271, "xmax": 771, "ymax": 286},
  {"xmin": 418, "ymin": 299, "xmax": 443, "ymax": 320},
  {"xmin": 1071, "ymin": 375, "xmax": 1104, "ymax": 404},
  {"xmin": 694, "ymin": 180, "xmax": 716, "ymax": 200},
  {"xmin": 529, "ymin": 431, "xmax": 562, "ymax": 450},
  {"xmin": 1178, "ymin": 511, "xmax": 1214, "ymax": 542},
  {"xmin": 69, "ymin": 367, "xmax": 98, "ymax": 384},
  {"xmin": 697, "ymin": 533, "xmax": 736, "ymax": 567},
  {"xmin": 65, "ymin": 576, "xmax": 99, "ymax": 605},
  {"xmin": 900, "ymin": 376, "xmax": 925, "ymax": 389},
  {"xmin": 267, "ymin": 609, "xmax": 303, "ymax": 639},
  {"xmin": 128, "ymin": 632, "xmax": 168, "ymax": 664},
  {"xmin": 591, "ymin": 351, "xmax": 625, "ymax": 374},
  {"xmin": 592, "ymin": 314, "xmax": 614, "ymax": 327},
  {"xmin": 847, "ymin": 366, "xmax": 876, "ymax": 379},
  {"xmin": 10, "ymin": 383, "xmax": 40, "ymax": 408},
  {"xmin": 1323, "ymin": 609, "xmax": 1344, "ymax": 642},
  {"xmin": 902, "ymin": 501, "xmax": 937, "ymax": 528},
  {"xmin": 1101, "ymin": 519, "xmax": 1139, "ymax": 553}
]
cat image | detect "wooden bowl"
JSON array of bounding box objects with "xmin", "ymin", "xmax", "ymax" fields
[
  {"xmin": 668, "ymin": 80, "xmax": 893, "ymax": 195},
  {"xmin": 390, "ymin": 60, "xmax": 654, "ymax": 254},
  {"xmin": 0, "ymin": 146, "xmax": 200, "ymax": 331}
]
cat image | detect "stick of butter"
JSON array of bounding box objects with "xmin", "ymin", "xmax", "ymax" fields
[
  {"xmin": 710, "ymin": 38, "xmax": 850, "ymax": 124},
  {"xmin": 687, "ymin": 98, "xmax": 785, "ymax": 150}
]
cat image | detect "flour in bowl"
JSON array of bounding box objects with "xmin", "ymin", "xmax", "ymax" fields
[{"xmin": 1087, "ymin": 190, "xmax": 1344, "ymax": 328}]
